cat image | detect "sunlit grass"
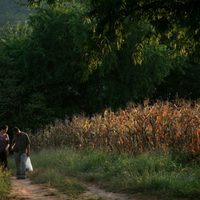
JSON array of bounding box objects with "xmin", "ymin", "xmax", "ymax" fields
[{"xmin": 29, "ymin": 148, "xmax": 200, "ymax": 199}]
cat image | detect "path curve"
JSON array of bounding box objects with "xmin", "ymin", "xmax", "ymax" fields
[{"xmin": 8, "ymin": 176, "xmax": 158, "ymax": 200}]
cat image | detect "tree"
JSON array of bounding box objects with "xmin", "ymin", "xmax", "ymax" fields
[
  {"xmin": 0, "ymin": 22, "xmax": 54, "ymax": 130},
  {"xmin": 83, "ymin": 20, "xmax": 177, "ymax": 111},
  {"xmin": 0, "ymin": 2, "xmax": 92, "ymax": 129},
  {"xmin": 0, "ymin": 0, "xmax": 198, "ymax": 130},
  {"xmin": 27, "ymin": 0, "xmax": 200, "ymax": 59}
]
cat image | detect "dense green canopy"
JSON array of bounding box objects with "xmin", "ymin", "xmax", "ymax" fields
[
  {"xmin": 27, "ymin": 1, "xmax": 200, "ymax": 42},
  {"xmin": 0, "ymin": 0, "xmax": 199, "ymax": 130}
]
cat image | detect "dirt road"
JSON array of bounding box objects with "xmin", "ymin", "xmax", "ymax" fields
[
  {"xmin": 8, "ymin": 176, "xmax": 159, "ymax": 200},
  {"xmin": 8, "ymin": 176, "xmax": 67, "ymax": 200}
]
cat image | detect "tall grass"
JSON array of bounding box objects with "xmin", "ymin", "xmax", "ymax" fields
[
  {"xmin": 28, "ymin": 100, "xmax": 200, "ymax": 199},
  {"xmin": 0, "ymin": 169, "xmax": 10, "ymax": 200},
  {"xmin": 31, "ymin": 100, "xmax": 200, "ymax": 159},
  {"xmin": 29, "ymin": 148, "xmax": 200, "ymax": 199}
]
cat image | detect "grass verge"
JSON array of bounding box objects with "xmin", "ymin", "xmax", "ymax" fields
[
  {"xmin": 0, "ymin": 169, "xmax": 10, "ymax": 200},
  {"xmin": 22, "ymin": 149, "xmax": 200, "ymax": 199}
]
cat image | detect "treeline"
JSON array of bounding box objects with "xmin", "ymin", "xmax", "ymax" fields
[
  {"xmin": 0, "ymin": 0, "xmax": 29, "ymax": 27},
  {"xmin": 0, "ymin": 0, "xmax": 200, "ymax": 130}
]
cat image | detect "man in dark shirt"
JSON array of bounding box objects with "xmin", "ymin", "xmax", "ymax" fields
[{"xmin": 12, "ymin": 127, "xmax": 31, "ymax": 179}]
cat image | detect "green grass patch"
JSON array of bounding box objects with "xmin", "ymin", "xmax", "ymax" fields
[
  {"xmin": 29, "ymin": 167, "xmax": 86, "ymax": 198},
  {"xmin": 25, "ymin": 149, "xmax": 200, "ymax": 199},
  {"xmin": 0, "ymin": 169, "xmax": 10, "ymax": 200}
]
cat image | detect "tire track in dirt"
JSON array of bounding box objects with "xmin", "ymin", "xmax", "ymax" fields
[
  {"xmin": 8, "ymin": 176, "xmax": 159, "ymax": 200},
  {"xmin": 8, "ymin": 176, "xmax": 68, "ymax": 200}
]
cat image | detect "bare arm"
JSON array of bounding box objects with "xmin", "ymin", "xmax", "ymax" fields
[
  {"xmin": 27, "ymin": 144, "xmax": 31, "ymax": 156},
  {"xmin": 5, "ymin": 134, "xmax": 10, "ymax": 151},
  {"xmin": 5, "ymin": 143, "xmax": 10, "ymax": 151}
]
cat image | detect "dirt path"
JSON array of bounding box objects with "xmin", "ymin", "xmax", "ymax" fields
[
  {"xmin": 8, "ymin": 176, "xmax": 68, "ymax": 200},
  {"xmin": 8, "ymin": 176, "xmax": 159, "ymax": 200}
]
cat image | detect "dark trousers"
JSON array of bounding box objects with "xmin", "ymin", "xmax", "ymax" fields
[
  {"xmin": 14, "ymin": 152, "xmax": 27, "ymax": 178},
  {"xmin": 0, "ymin": 151, "xmax": 8, "ymax": 170}
]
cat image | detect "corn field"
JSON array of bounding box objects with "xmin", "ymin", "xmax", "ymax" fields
[{"xmin": 31, "ymin": 100, "xmax": 200, "ymax": 157}]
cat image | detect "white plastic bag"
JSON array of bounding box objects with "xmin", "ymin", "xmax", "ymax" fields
[{"xmin": 26, "ymin": 156, "xmax": 33, "ymax": 171}]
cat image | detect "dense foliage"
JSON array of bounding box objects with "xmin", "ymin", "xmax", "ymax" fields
[{"xmin": 0, "ymin": 0, "xmax": 199, "ymax": 129}]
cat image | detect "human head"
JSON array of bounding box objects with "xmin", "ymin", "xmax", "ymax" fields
[
  {"xmin": 13, "ymin": 127, "xmax": 21, "ymax": 135},
  {"xmin": 0, "ymin": 125, "xmax": 8, "ymax": 133}
]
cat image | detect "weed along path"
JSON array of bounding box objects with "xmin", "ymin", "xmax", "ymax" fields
[
  {"xmin": 9, "ymin": 176, "xmax": 160, "ymax": 200},
  {"xmin": 8, "ymin": 176, "xmax": 68, "ymax": 200}
]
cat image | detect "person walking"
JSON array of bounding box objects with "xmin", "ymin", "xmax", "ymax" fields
[
  {"xmin": 11, "ymin": 127, "xmax": 31, "ymax": 179},
  {"xmin": 0, "ymin": 125, "xmax": 10, "ymax": 170}
]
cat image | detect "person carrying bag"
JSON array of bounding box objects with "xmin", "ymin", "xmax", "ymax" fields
[{"xmin": 11, "ymin": 127, "xmax": 31, "ymax": 179}]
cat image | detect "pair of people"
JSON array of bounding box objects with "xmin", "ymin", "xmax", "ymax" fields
[{"xmin": 0, "ymin": 125, "xmax": 31, "ymax": 179}]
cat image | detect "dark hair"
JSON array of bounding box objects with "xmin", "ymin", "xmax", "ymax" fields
[
  {"xmin": 0, "ymin": 125, "xmax": 8, "ymax": 130},
  {"xmin": 13, "ymin": 127, "xmax": 20, "ymax": 133}
]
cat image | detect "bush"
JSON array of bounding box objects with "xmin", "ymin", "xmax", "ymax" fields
[{"xmin": 0, "ymin": 169, "xmax": 10, "ymax": 199}]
